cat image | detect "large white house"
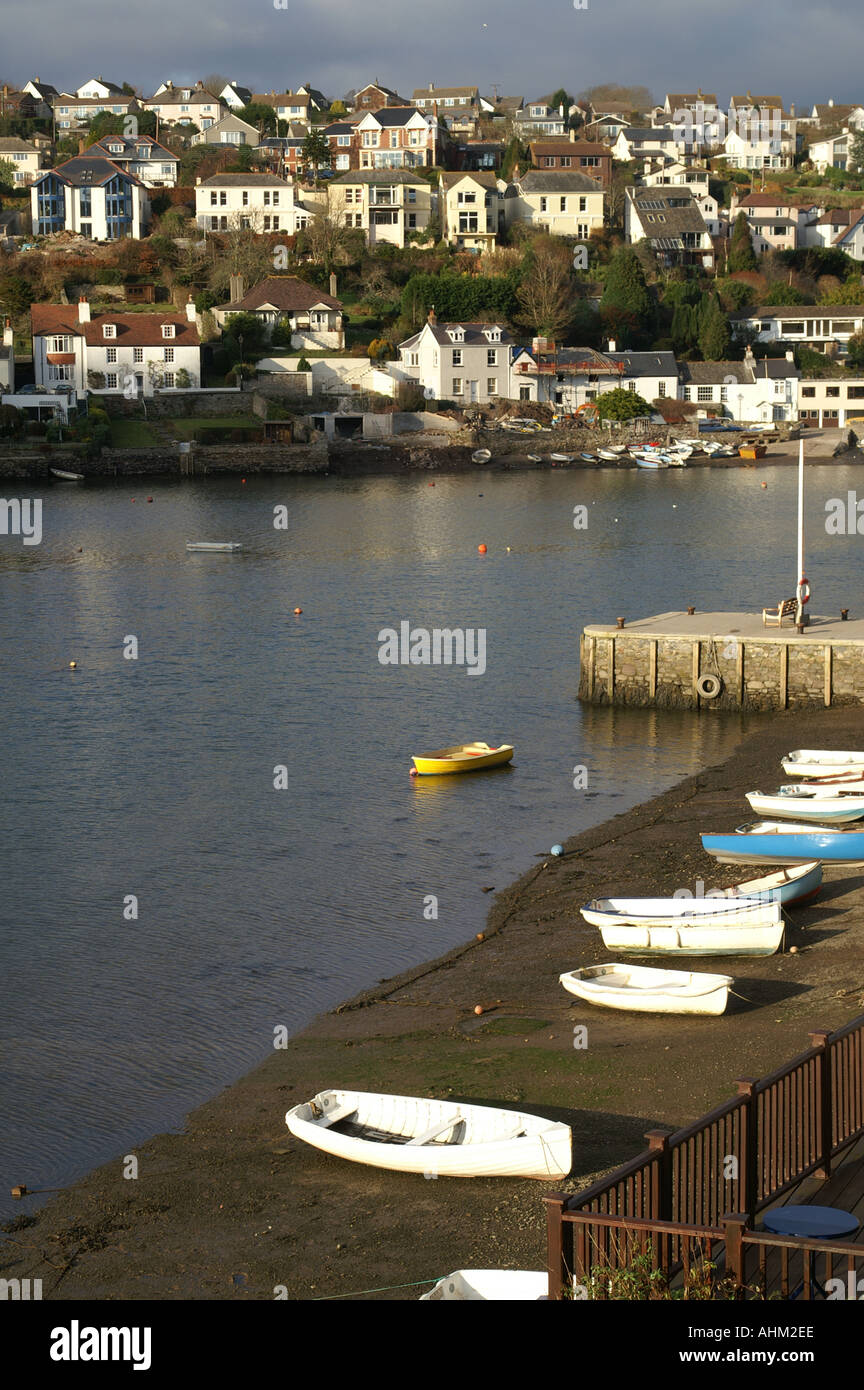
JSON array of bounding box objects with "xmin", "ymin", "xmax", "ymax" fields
[
  {"xmin": 31, "ymin": 299, "xmax": 201, "ymax": 397},
  {"xmin": 439, "ymin": 172, "xmax": 503, "ymax": 251},
  {"xmin": 31, "ymin": 156, "xmax": 150, "ymax": 239},
  {"xmin": 802, "ymin": 207, "xmax": 864, "ymax": 261},
  {"xmin": 397, "ymin": 314, "xmax": 517, "ymax": 403},
  {"xmin": 732, "ymin": 305, "xmax": 864, "ymax": 356},
  {"xmin": 625, "ymin": 187, "xmax": 714, "ymax": 268},
  {"xmin": 328, "ymin": 169, "xmax": 434, "ymax": 247},
  {"xmin": 195, "ymin": 173, "xmax": 312, "ymax": 233},
  {"xmin": 509, "ymin": 344, "xmax": 679, "ymax": 410},
  {"xmin": 807, "ymin": 130, "xmax": 862, "ymax": 175},
  {"xmin": 83, "ymin": 134, "xmax": 179, "ymax": 188},
  {"xmin": 504, "ymin": 170, "xmax": 605, "ymax": 239},
  {"xmin": 679, "ymin": 350, "xmax": 800, "ymax": 423}
]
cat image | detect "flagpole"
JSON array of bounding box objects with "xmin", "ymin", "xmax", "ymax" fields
[{"xmin": 796, "ymin": 435, "xmax": 806, "ymax": 628}]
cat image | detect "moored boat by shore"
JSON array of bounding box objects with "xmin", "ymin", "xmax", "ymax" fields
[
  {"xmin": 410, "ymin": 742, "xmax": 513, "ymax": 775},
  {"xmin": 285, "ymin": 1090, "xmax": 572, "ymax": 1179},
  {"xmin": 589, "ymin": 904, "xmax": 784, "ymax": 957},
  {"xmin": 782, "ymin": 750, "xmax": 864, "ymax": 779},
  {"xmin": 746, "ymin": 788, "xmax": 864, "ymax": 823},
  {"xmin": 186, "ymin": 541, "xmax": 243, "ymax": 552},
  {"xmin": 559, "ymin": 963, "xmax": 733, "ymax": 1015},
  {"xmin": 702, "ymin": 820, "xmax": 864, "ymax": 865}
]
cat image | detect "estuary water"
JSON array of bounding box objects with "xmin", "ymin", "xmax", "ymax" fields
[{"xmin": 1, "ymin": 461, "xmax": 861, "ymax": 1216}]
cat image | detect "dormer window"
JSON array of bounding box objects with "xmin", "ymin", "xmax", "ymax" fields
[
  {"xmin": 161, "ymin": 324, "xmax": 176, "ymax": 339},
  {"xmin": 102, "ymin": 324, "xmax": 116, "ymax": 338},
  {"xmin": 484, "ymin": 328, "xmax": 501, "ymax": 342},
  {"xmin": 447, "ymin": 328, "xmax": 464, "ymax": 342}
]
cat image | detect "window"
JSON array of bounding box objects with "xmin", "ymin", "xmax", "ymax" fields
[
  {"xmin": 407, "ymin": 187, "xmax": 416, "ymax": 203},
  {"xmin": 337, "ymin": 135, "xmax": 351, "ymax": 147},
  {"xmin": 847, "ymin": 386, "xmax": 864, "ymax": 399},
  {"xmin": 264, "ymin": 191, "xmax": 271, "ymax": 205},
  {"xmin": 210, "ymin": 191, "xmax": 218, "ymax": 205},
  {"xmin": 561, "ymin": 156, "xmax": 572, "ymax": 167},
  {"xmin": 105, "ymin": 373, "xmax": 118, "ymax": 388},
  {"xmin": 390, "ymin": 132, "xmax": 399, "ymax": 147},
  {"xmin": 452, "ymin": 377, "xmax": 463, "ymax": 394},
  {"xmin": 487, "ymin": 349, "xmax": 497, "ymax": 366},
  {"xmin": 801, "ymin": 386, "xmax": 815, "ymax": 398},
  {"xmin": 627, "ymin": 380, "xmax": 636, "ymax": 392},
  {"xmin": 242, "ymin": 191, "xmax": 249, "ymax": 206},
  {"xmin": 697, "ymin": 386, "xmax": 713, "ymax": 401},
  {"xmin": 576, "ymin": 223, "xmax": 589, "ymax": 239},
  {"xmin": 407, "ymin": 213, "xmax": 417, "ymax": 228},
  {"xmin": 161, "ymin": 325, "xmax": 175, "ymax": 339},
  {"xmin": 578, "ymin": 196, "xmax": 587, "ymax": 212},
  {"xmin": 826, "ymin": 387, "xmax": 840, "ymax": 398},
  {"xmin": 487, "ymin": 378, "xmax": 497, "ymax": 395},
  {"xmin": 163, "ymin": 372, "xmax": 175, "ymax": 388},
  {"xmin": 458, "ymin": 212, "xmax": 479, "ymax": 233},
  {"xmin": 452, "ymin": 349, "xmax": 463, "ymax": 366},
  {"xmin": 134, "ymin": 347, "xmax": 143, "ymax": 363},
  {"xmin": 220, "ymin": 191, "xmax": 227, "ymax": 206},
  {"xmin": 106, "ymin": 347, "xmax": 117, "ymax": 363},
  {"xmin": 164, "ymin": 347, "xmax": 174, "ymax": 362},
  {"xmin": 47, "ymin": 364, "xmax": 73, "ymax": 382},
  {"xmin": 683, "ymin": 386, "xmax": 691, "ymax": 401},
  {"xmin": 539, "ymin": 196, "xmax": 548, "ymax": 212},
  {"xmin": 210, "ymin": 216, "xmax": 219, "ymax": 229},
  {"xmin": 102, "ymin": 324, "xmax": 116, "ymax": 338},
  {"xmin": 560, "ymin": 197, "xmax": 566, "ymax": 212},
  {"xmin": 520, "ymin": 385, "xmax": 531, "ymax": 400},
  {"xmin": 49, "ymin": 336, "xmax": 71, "ymax": 353},
  {"xmin": 658, "ymin": 381, "xmax": 667, "ymax": 397}
]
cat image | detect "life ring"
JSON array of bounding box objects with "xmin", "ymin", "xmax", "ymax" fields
[
  {"xmin": 696, "ymin": 674, "xmax": 722, "ymax": 700},
  {"xmin": 797, "ymin": 578, "xmax": 811, "ymax": 605}
]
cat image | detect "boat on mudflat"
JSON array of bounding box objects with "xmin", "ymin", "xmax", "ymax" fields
[
  {"xmin": 472, "ymin": 449, "xmax": 492, "ymax": 463},
  {"xmin": 421, "ymin": 1270, "xmax": 548, "ymax": 1300},
  {"xmin": 580, "ymin": 896, "xmax": 775, "ymax": 926},
  {"xmin": 781, "ymin": 750, "xmax": 864, "ymax": 779},
  {"xmin": 410, "ymin": 742, "xmax": 513, "ymax": 775},
  {"xmin": 721, "ymin": 861, "xmax": 823, "ymax": 907},
  {"xmin": 746, "ymin": 788, "xmax": 864, "ymax": 823},
  {"xmin": 285, "ymin": 1090, "xmax": 572, "ymax": 1179},
  {"xmin": 50, "ymin": 467, "xmax": 85, "ymax": 481},
  {"xmin": 559, "ymin": 963, "xmax": 733, "ymax": 1016},
  {"xmin": 589, "ymin": 904, "xmax": 784, "ymax": 957},
  {"xmin": 702, "ymin": 821, "xmax": 864, "ymax": 865}
]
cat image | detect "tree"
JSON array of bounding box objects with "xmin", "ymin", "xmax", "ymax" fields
[
  {"xmin": 578, "ymin": 84, "xmax": 653, "ymax": 114},
  {"xmin": 301, "ymin": 128, "xmax": 332, "ymax": 179},
  {"xmin": 600, "ymin": 247, "xmax": 655, "ymax": 345},
  {"xmin": 846, "ymin": 332, "xmax": 864, "ymax": 369},
  {"xmin": 328, "ymin": 100, "xmax": 347, "ymax": 119},
  {"xmin": 761, "ymin": 281, "xmax": 807, "ymax": 305},
  {"xmin": 596, "ymin": 386, "xmax": 652, "ymax": 420},
  {"xmin": 302, "ymin": 211, "xmax": 354, "ymax": 275},
  {"xmin": 698, "ymin": 294, "xmax": 731, "ymax": 360},
  {"xmin": 203, "ymin": 75, "xmax": 230, "ymax": 98},
  {"xmin": 502, "ymin": 135, "xmax": 529, "ymax": 181},
  {"xmin": 515, "ymin": 236, "xmax": 576, "ymax": 339},
  {"xmin": 727, "ymin": 212, "xmax": 757, "ymax": 273},
  {"xmin": 850, "ymin": 130, "xmax": 864, "ymax": 174},
  {"xmin": 549, "ymin": 88, "xmax": 574, "ymax": 115},
  {"xmin": 0, "ymin": 157, "xmax": 16, "ymax": 191},
  {"xmin": 239, "ymin": 102, "xmax": 278, "ymax": 135}
]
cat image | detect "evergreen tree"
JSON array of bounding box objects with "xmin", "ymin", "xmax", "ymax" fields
[
  {"xmin": 698, "ymin": 294, "xmax": 731, "ymax": 360},
  {"xmin": 727, "ymin": 211, "xmax": 758, "ymax": 272},
  {"xmin": 600, "ymin": 247, "xmax": 654, "ymax": 345},
  {"xmin": 502, "ymin": 136, "xmax": 528, "ymax": 181}
]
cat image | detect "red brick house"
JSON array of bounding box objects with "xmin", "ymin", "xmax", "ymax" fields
[{"xmin": 528, "ymin": 137, "xmax": 612, "ymax": 188}]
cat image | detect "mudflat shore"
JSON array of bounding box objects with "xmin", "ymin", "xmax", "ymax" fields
[{"xmin": 4, "ymin": 706, "xmax": 864, "ymax": 1301}]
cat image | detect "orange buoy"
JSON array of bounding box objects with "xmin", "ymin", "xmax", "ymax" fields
[
  {"xmin": 477, "ymin": 543, "xmax": 487, "ymax": 554},
  {"xmin": 241, "ymin": 478, "xmax": 246, "ymax": 484},
  {"xmin": 293, "ymin": 607, "xmax": 302, "ymax": 615},
  {"xmin": 761, "ymin": 481, "xmax": 768, "ymax": 488},
  {"xmin": 473, "ymin": 1005, "xmax": 484, "ymax": 1016}
]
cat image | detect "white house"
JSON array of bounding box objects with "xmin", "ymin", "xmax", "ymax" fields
[
  {"xmin": 728, "ymin": 192, "xmax": 811, "ymax": 254},
  {"xmin": 0, "ymin": 137, "xmax": 42, "ymax": 186},
  {"xmin": 798, "ymin": 374, "xmax": 864, "ymax": 427},
  {"xmin": 328, "ymin": 169, "xmax": 434, "ymax": 247},
  {"xmin": 397, "ymin": 313, "xmax": 517, "ymax": 403},
  {"xmin": 195, "ymin": 173, "xmax": 311, "ymax": 233},
  {"xmin": 721, "ymin": 123, "xmax": 796, "ymax": 170},
  {"xmin": 220, "ymin": 83, "xmax": 253, "ymax": 110},
  {"xmin": 31, "ymin": 299, "xmax": 201, "ymax": 397},
  {"xmin": 83, "ymin": 134, "xmax": 179, "ymax": 188},
  {"xmin": 807, "ymin": 130, "xmax": 862, "ymax": 175},
  {"xmin": 51, "ymin": 94, "xmax": 140, "ymax": 131},
  {"xmin": 613, "ymin": 127, "xmax": 692, "ymax": 163},
  {"xmin": 510, "ymin": 344, "xmax": 679, "ymax": 410},
  {"xmin": 802, "ymin": 207, "xmax": 864, "ymax": 261},
  {"xmin": 504, "ymin": 170, "xmax": 605, "ymax": 239},
  {"xmin": 214, "ymin": 274, "xmax": 344, "ymax": 349},
  {"xmin": 732, "ymin": 305, "xmax": 864, "ymax": 356},
  {"xmin": 439, "ymin": 172, "xmax": 503, "ymax": 251},
  {"xmin": 0, "ymin": 319, "xmax": 13, "ymax": 390},
  {"xmin": 679, "ymin": 350, "xmax": 799, "ymax": 423},
  {"xmin": 31, "ymin": 156, "xmax": 150, "ymax": 239},
  {"xmin": 142, "ymin": 81, "xmax": 224, "ymax": 129},
  {"xmin": 625, "ymin": 187, "xmax": 714, "ymax": 268}
]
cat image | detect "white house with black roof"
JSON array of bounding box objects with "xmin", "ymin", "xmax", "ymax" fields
[
  {"xmin": 83, "ymin": 134, "xmax": 179, "ymax": 187},
  {"xmin": 510, "ymin": 345, "xmax": 680, "ymax": 409},
  {"xmin": 679, "ymin": 349, "xmax": 799, "ymax": 422},
  {"xmin": 30, "ymin": 157, "xmax": 150, "ymax": 239},
  {"xmin": 504, "ymin": 170, "xmax": 605, "ymax": 238},
  {"xmin": 195, "ymin": 173, "xmax": 312, "ymax": 233},
  {"xmin": 397, "ymin": 313, "xmax": 518, "ymax": 403}
]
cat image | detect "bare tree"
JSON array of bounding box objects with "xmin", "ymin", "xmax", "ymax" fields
[
  {"xmin": 515, "ymin": 235, "xmax": 576, "ymax": 340},
  {"xmin": 203, "ymin": 74, "xmax": 231, "ymax": 97},
  {"xmin": 303, "ymin": 209, "xmax": 356, "ymax": 275}
]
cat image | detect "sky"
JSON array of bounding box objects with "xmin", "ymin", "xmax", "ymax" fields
[{"xmin": 2, "ymin": 0, "xmax": 862, "ymax": 109}]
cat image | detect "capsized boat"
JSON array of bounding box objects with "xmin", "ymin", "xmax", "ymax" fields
[
  {"xmin": 782, "ymin": 750, "xmax": 864, "ymax": 779},
  {"xmin": 411, "ymin": 742, "xmax": 513, "ymax": 775},
  {"xmin": 588, "ymin": 904, "xmax": 784, "ymax": 957},
  {"xmin": 186, "ymin": 541, "xmax": 243, "ymax": 552},
  {"xmin": 746, "ymin": 788, "xmax": 864, "ymax": 823},
  {"xmin": 420, "ymin": 1270, "xmax": 548, "ymax": 1301},
  {"xmin": 472, "ymin": 449, "xmax": 492, "ymax": 463},
  {"xmin": 559, "ymin": 963, "xmax": 733, "ymax": 1015},
  {"xmin": 285, "ymin": 1090, "xmax": 572, "ymax": 1179},
  {"xmin": 702, "ymin": 821, "xmax": 864, "ymax": 865}
]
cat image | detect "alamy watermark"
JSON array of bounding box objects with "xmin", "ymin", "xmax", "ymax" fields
[
  {"xmin": 0, "ymin": 498, "xmax": 42, "ymax": 546},
  {"xmin": 378, "ymin": 622, "xmax": 486, "ymax": 675}
]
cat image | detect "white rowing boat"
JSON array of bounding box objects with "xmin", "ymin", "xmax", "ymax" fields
[
  {"xmin": 782, "ymin": 750, "xmax": 864, "ymax": 779},
  {"xmin": 472, "ymin": 449, "xmax": 492, "ymax": 463},
  {"xmin": 582, "ymin": 901, "xmax": 784, "ymax": 957},
  {"xmin": 421, "ymin": 1270, "xmax": 548, "ymax": 1300},
  {"xmin": 580, "ymin": 896, "xmax": 775, "ymax": 925},
  {"xmin": 723, "ymin": 861, "xmax": 823, "ymax": 907},
  {"xmin": 746, "ymin": 788, "xmax": 864, "ymax": 823},
  {"xmin": 550, "ymin": 452, "xmax": 574, "ymax": 463},
  {"xmin": 50, "ymin": 468, "xmax": 85, "ymax": 481},
  {"xmin": 559, "ymin": 963, "xmax": 733, "ymax": 1015},
  {"xmin": 186, "ymin": 541, "xmax": 243, "ymax": 553},
  {"xmin": 285, "ymin": 1090, "xmax": 572, "ymax": 1179}
]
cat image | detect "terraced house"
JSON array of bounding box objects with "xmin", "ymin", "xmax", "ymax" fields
[
  {"xmin": 30, "ymin": 157, "xmax": 150, "ymax": 239},
  {"xmin": 142, "ymin": 80, "xmax": 224, "ymax": 129},
  {"xmin": 31, "ymin": 299, "xmax": 200, "ymax": 397}
]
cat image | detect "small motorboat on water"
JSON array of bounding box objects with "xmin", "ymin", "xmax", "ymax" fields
[
  {"xmin": 559, "ymin": 963, "xmax": 733, "ymax": 1016},
  {"xmin": 782, "ymin": 750, "xmax": 864, "ymax": 779},
  {"xmin": 411, "ymin": 742, "xmax": 514, "ymax": 775},
  {"xmin": 186, "ymin": 541, "xmax": 243, "ymax": 552},
  {"xmin": 421, "ymin": 1270, "xmax": 548, "ymax": 1300},
  {"xmin": 285, "ymin": 1090, "xmax": 572, "ymax": 1179}
]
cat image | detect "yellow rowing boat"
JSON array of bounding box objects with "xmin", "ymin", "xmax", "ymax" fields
[{"xmin": 411, "ymin": 742, "xmax": 514, "ymax": 775}]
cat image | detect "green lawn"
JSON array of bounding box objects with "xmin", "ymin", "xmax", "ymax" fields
[
  {"xmin": 170, "ymin": 415, "xmax": 261, "ymax": 440},
  {"xmin": 110, "ymin": 419, "xmax": 158, "ymax": 447}
]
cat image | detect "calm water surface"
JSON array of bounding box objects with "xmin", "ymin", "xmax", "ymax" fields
[{"xmin": 2, "ymin": 463, "xmax": 861, "ymax": 1215}]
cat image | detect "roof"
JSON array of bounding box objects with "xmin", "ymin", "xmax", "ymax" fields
[
  {"xmin": 0, "ymin": 137, "xmax": 39, "ymax": 153},
  {"xmin": 400, "ymin": 320, "xmax": 516, "ymax": 350},
  {"xmin": 733, "ymin": 305, "xmax": 864, "ymax": 320},
  {"xmin": 145, "ymin": 88, "xmax": 219, "ymax": 106},
  {"xmin": 629, "ymin": 188, "xmax": 707, "ymax": 235},
  {"xmin": 730, "ymin": 94, "xmax": 784, "ymax": 108},
  {"xmin": 517, "ymin": 170, "xmax": 605, "ymax": 193},
  {"xmin": 737, "ymin": 192, "xmax": 800, "ymax": 208},
  {"xmin": 413, "ymin": 86, "xmax": 478, "ymax": 100},
  {"xmin": 254, "ymin": 91, "xmax": 310, "ymax": 108},
  {"xmin": 330, "ymin": 168, "xmax": 428, "ymax": 185},
  {"xmin": 361, "ymin": 106, "xmax": 428, "ymax": 128},
  {"xmin": 619, "ymin": 128, "xmax": 681, "ymax": 142},
  {"xmin": 356, "ymin": 81, "xmax": 402, "ymax": 98},
  {"xmin": 681, "ymin": 358, "xmax": 799, "ymax": 384},
  {"xmin": 527, "ymin": 347, "xmax": 679, "ymax": 374},
  {"xmin": 38, "ymin": 156, "xmax": 142, "ymax": 187},
  {"xmin": 811, "ymin": 103, "xmax": 862, "ymax": 121},
  {"xmin": 439, "ymin": 171, "xmax": 500, "ymax": 189},
  {"xmin": 31, "ymin": 306, "xmax": 200, "ymax": 347},
  {"xmin": 221, "ymin": 276, "xmax": 341, "ymax": 313},
  {"xmin": 86, "ymin": 135, "xmax": 178, "ymax": 161},
  {"xmin": 815, "ymin": 208, "xmax": 860, "ymax": 225},
  {"xmin": 199, "ymin": 173, "xmax": 291, "ymax": 186},
  {"xmin": 665, "ymin": 93, "xmax": 719, "ymax": 107},
  {"xmin": 529, "ymin": 139, "xmax": 610, "ymax": 156}
]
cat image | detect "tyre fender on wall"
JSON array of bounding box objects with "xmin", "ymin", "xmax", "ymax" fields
[{"xmin": 696, "ymin": 673, "xmax": 722, "ymax": 700}]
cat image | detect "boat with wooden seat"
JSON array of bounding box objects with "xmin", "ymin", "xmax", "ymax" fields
[
  {"xmin": 285, "ymin": 1090, "xmax": 572, "ymax": 1179},
  {"xmin": 782, "ymin": 750, "xmax": 864, "ymax": 779},
  {"xmin": 559, "ymin": 963, "xmax": 733, "ymax": 1015},
  {"xmin": 702, "ymin": 820, "xmax": 864, "ymax": 865},
  {"xmin": 411, "ymin": 742, "xmax": 513, "ymax": 775}
]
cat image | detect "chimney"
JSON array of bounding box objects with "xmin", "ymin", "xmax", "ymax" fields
[
  {"xmin": 829, "ymin": 98, "xmax": 834, "ymax": 108},
  {"xmin": 329, "ymin": 271, "xmax": 337, "ymax": 297},
  {"xmin": 78, "ymin": 136, "xmax": 86, "ymax": 154},
  {"xmin": 3, "ymin": 318, "xmax": 12, "ymax": 347},
  {"xmin": 229, "ymin": 273, "xmax": 245, "ymax": 303},
  {"xmin": 785, "ymin": 349, "xmax": 795, "ymax": 363},
  {"xmin": 607, "ymin": 338, "xmax": 617, "ymax": 352},
  {"xmin": 570, "ymin": 125, "xmax": 576, "ymax": 143},
  {"xmin": 429, "ymin": 82, "xmax": 434, "ymax": 93},
  {"xmin": 427, "ymin": 307, "xmax": 437, "ymax": 326},
  {"xmin": 78, "ymin": 297, "xmax": 90, "ymax": 324},
  {"xmin": 186, "ymin": 297, "xmax": 197, "ymax": 323},
  {"xmin": 789, "ymin": 103, "xmax": 795, "ymax": 117}
]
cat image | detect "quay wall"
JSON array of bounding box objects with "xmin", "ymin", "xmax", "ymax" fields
[{"xmin": 578, "ymin": 624, "xmax": 864, "ymax": 711}]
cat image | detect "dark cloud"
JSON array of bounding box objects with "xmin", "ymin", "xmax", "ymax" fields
[{"xmin": 2, "ymin": 0, "xmax": 860, "ymax": 106}]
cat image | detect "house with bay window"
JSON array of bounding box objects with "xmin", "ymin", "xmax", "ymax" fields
[
  {"xmin": 83, "ymin": 134, "xmax": 179, "ymax": 187},
  {"xmin": 397, "ymin": 312, "xmax": 516, "ymax": 404},
  {"xmin": 505, "ymin": 170, "xmax": 605, "ymax": 239},
  {"xmin": 30, "ymin": 157, "xmax": 150, "ymax": 239},
  {"xmin": 354, "ymin": 107, "xmax": 442, "ymax": 169},
  {"xmin": 327, "ymin": 169, "xmax": 433, "ymax": 247},
  {"xmin": 142, "ymin": 80, "xmax": 224, "ymax": 128},
  {"xmin": 439, "ymin": 172, "xmax": 503, "ymax": 251},
  {"xmin": 31, "ymin": 299, "xmax": 200, "ymax": 398},
  {"xmin": 213, "ymin": 275, "xmax": 344, "ymax": 349},
  {"xmin": 731, "ymin": 305, "xmax": 864, "ymax": 357},
  {"xmin": 509, "ymin": 345, "xmax": 679, "ymax": 410}
]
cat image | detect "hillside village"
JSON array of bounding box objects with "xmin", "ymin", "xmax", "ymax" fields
[{"xmin": 4, "ymin": 74, "xmax": 864, "ymax": 454}]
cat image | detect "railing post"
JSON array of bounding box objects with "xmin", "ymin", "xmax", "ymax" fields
[
  {"xmin": 735, "ymin": 1078, "xmax": 759, "ymax": 1220},
  {"xmin": 809, "ymin": 1029, "xmax": 833, "ymax": 1179},
  {"xmin": 646, "ymin": 1129, "xmax": 672, "ymax": 1221},
  {"xmin": 723, "ymin": 1212, "xmax": 749, "ymax": 1292},
  {"xmin": 544, "ymin": 1193, "xmax": 573, "ymax": 1299}
]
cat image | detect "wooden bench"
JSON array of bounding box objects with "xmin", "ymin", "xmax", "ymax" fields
[{"xmin": 762, "ymin": 597, "xmax": 798, "ymax": 627}]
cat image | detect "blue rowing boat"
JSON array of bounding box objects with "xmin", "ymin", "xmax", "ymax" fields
[{"xmin": 702, "ymin": 820, "xmax": 864, "ymax": 865}]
